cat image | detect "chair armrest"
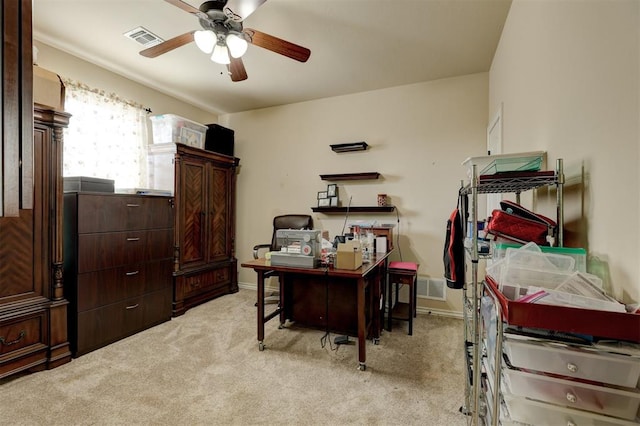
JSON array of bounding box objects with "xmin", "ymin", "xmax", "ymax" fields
[{"xmin": 253, "ymin": 243, "xmax": 272, "ymax": 259}]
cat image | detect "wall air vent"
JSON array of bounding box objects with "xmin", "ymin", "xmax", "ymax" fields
[
  {"xmin": 418, "ymin": 278, "xmax": 447, "ymax": 301},
  {"xmin": 123, "ymin": 26, "xmax": 164, "ymax": 47}
]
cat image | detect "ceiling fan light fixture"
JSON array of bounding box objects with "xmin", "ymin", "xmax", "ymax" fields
[
  {"xmin": 226, "ymin": 32, "xmax": 248, "ymax": 58},
  {"xmin": 194, "ymin": 30, "xmax": 216, "ymax": 54},
  {"xmin": 211, "ymin": 43, "xmax": 231, "ymax": 64}
]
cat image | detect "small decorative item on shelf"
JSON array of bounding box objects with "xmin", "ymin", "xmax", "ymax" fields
[
  {"xmin": 318, "ymin": 198, "xmax": 330, "ymax": 207},
  {"xmin": 317, "ymin": 190, "xmax": 328, "ymax": 200},
  {"xmin": 377, "ymin": 194, "xmax": 387, "ymax": 207},
  {"xmin": 327, "ymin": 183, "xmax": 337, "ymax": 197},
  {"xmin": 330, "ymin": 196, "xmax": 339, "ymax": 207}
]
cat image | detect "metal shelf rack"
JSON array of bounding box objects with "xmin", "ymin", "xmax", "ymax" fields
[{"xmin": 458, "ymin": 159, "xmax": 564, "ymax": 425}]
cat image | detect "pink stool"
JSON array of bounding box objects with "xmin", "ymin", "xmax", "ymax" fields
[{"xmin": 387, "ymin": 261, "xmax": 419, "ymax": 335}]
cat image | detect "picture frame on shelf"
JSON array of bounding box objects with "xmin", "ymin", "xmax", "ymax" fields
[
  {"xmin": 330, "ymin": 196, "xmax": 339, "ymax": 207},
  {"xmin": 327, "ymin": 184, "xmax": 338, "ymax": 197},
  {"xmin": 318, "ymin": 198, "xmax": 330, "ymax": 207},
  {"xmin": 317, "ymin": 191, "xmax": 328, "ymax": 199}
]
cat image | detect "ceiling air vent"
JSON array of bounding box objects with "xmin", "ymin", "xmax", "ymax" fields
[{"xmin": 123, "ymin": 26, "xmax": 164, "ymax": 47}]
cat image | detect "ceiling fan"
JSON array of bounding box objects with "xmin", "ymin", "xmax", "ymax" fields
[{"xmin": 140, "ymin": 0, "xmax": 311, "ymax": 82}]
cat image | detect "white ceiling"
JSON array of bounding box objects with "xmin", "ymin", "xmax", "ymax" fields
[{"xmin": 33, "ymin": 0, "xmax": 512, "ymax": 115}]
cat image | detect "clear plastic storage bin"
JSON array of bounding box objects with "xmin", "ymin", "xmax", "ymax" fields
[
  {"xmin": 147, "ymin": 143, "xmax": 176, "ymax": 194},
  {"xmin": 480, "ymin": 155, "xmax": 543, "ymax": 175},
  {"xmin": 492, "ymin": 242, "xmax": 587, "ymax": 273},
  {"xmin": 150, "ymin": 114, "xmax": 207, "ymax": 148},
  {"xmin": 503, "ymin": 366, "xmax": 640, "ymax": 420},
  {"xmin": 503, "ymin": 334, "xmax": 640, "ymax": 388}
]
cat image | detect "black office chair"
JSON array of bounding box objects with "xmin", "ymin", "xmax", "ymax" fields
[{"xmin": 253, "ymin": 214, "xmax": 314, "ymax": 304}]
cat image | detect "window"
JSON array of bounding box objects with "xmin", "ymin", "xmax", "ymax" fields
[{"xmin": 62, "ymin": 80, "xmax": 148, "ymax": 189}]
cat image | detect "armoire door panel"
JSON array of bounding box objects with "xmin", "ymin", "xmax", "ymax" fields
[
  {"xmin": 181, "ymin": 160, "xmax": 206, "ymax": 265},
  {"xmin": 0, "ymin": 211, "xmax": 36, "ymax": 300},
  {"xmin": 208, "ymin": 166, "xmax": 229, "ymax": 262}
]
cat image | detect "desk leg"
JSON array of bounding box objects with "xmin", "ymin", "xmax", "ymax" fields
[
  {"xmin": 357, "ymin": 277, "xmax": 366, "ymax": 371},
  {"xmin": 278, "ymin": 272, "xmax": 286, "ymax": 327},
  {"xmin": 371, "ymin": 273, "xmax": 381, "ymax": 344},
  {"xmin": 257, "ymin": 270, "xmax": 265, "ymax": 351}
]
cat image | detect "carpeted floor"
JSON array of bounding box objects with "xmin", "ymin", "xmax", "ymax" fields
[{"xmin": 0, "ymin": 289, "xmax": 468, "ymax": 425}]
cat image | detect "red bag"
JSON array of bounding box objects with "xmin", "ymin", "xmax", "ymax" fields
[{"xmin": 486, "ymin": 200, "xmax": 556, "ymax": 245}]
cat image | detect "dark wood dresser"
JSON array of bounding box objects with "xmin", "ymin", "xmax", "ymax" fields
[
  {"xmin": 63, "ymin": 192, "xmax": 174, "ymax": 356},
  {"xmin": 172, "ymin": 144, "xmax": 239, "ymax": 316}
]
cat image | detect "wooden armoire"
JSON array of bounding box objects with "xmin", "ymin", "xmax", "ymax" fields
[
  {"xmin": 172, "ymin": 144, "xmax": 240, "ymax": 316},
  {"xmin": 0, "ymin": 1, "xmax": 72, "ymax": 378}
]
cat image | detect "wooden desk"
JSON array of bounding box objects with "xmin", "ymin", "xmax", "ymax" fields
[{"xmin": 241, "ymin": 252, "xmax": 391, "ymax": 370}]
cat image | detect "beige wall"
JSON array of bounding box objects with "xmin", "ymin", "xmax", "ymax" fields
[
  {"xmin": 34, "ymin": 42, "xmax": 217, "ymax": 127},
  {"xmin": 489, "ymin": 0, "xmax": 640, "ymax": 303},
  {"xmin": 223, "ymin": 73, "xmax": 489, "ymax": 315}
]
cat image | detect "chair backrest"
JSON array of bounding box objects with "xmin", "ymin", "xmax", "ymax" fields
[{"xmin": 271, "ymin": 214, "xmax": 314, "ymax": 251}]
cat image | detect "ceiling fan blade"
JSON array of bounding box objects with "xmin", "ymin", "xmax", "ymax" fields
[
  {"xmin": 244, "ymin": 28, "xmax": 311, "ymax": 63},
  {"xmin": 224, "ymin": 0, "xmax": 267, "ymax": 22},
  {"xmin": 227, "ymin": 57, "xmax": 248, "ymax": 82},
  {"xmin": 140, "ymin": 31, "xmax": 195, "ymax": 58},
  {"xmin": 164, "ymin": 0, "xmax": 202, "ymax": 15}
]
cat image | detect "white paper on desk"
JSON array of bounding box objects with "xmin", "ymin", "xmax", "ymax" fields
[{"xmin": 376, "ymin": 237, "xmax": 387, "ymax": 253}]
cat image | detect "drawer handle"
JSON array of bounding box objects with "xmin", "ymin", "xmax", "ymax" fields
[
  {"xmin": 0, "ymin": 330, "xmax": 26, "ymax": 346},
  {"xmin": 566, "ymin": 362, "xmax": 578, "ymax": 373},
  {"xmin": 125, "ymin": 304, "xmax": 139, "ymax": 310},
  {"xmin": 126, "ymin": 203, "xmax": 140, "ymax": 207},
  {"xmin": 566, "ymin": 392, "xmax": 577, "ymax": 403},
  {"xmin": 126, "ymin": 237, "xmax": 140, "ymax": 242},
  {"xmin": 125, "ymin": 271, "xmax": 140, "ymax": 276}
]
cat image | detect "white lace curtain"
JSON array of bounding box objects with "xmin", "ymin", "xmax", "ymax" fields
[{"xmin": 62, "ymin": 79, "xmax": 148, "ymax": 189}]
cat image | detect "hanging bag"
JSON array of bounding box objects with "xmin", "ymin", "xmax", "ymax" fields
[{"xmin": 443, "ymin": 191, "xmax": 467, "ymax": 289}]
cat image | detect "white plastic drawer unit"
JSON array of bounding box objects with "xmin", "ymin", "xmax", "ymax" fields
[
  {"xmin": 503, "ymin": 393, "xmax": 640, "ymax": 426},
  {"xmin": 503, "ymin": 335, "xmax": 640, "ymax": 389},
  {"xmin": 503, "ymin": 367, "xmax": 640, "ymax": 420}
]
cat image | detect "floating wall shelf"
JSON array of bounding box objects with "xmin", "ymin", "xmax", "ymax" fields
[
  {"xmin": 330, "ymin": 142, "xmax": 368, "ymax": 153},
  {"xmin": 319, "ymin": 172, "xmax": 380, "ymax": 181}
]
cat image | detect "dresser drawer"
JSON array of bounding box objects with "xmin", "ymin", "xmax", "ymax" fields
[
  {"xmin": 504, "ymin": 334, "xmax": 640, "ymax": 389},
  {"xmin": 76, "ymin": 259, "xmax": 172, "ymax": 311},
  {"xmin": 75, "ymin": 287, "xmax": 172, "ymax": 355},
  {"xmin": 183, "ymin": 267, "xmax": 230, "ymax": 299},
  {"xmin": 76, "ymin": 194, "xmax": 173, "ymax": 233},
  {"xmin": 504, "ymin": 366, "xmax": 640, "ymax": 420},
  {"xmin": 0, "ymin": 311, "xmax": 47, "ymax": 363},
  {"xmin": 77, "ymin": 229, "xmax": 173, "ymax": 273},
  {"xmin": 503, "ymin": 392, "xmax": 640, "ymax": 426}
]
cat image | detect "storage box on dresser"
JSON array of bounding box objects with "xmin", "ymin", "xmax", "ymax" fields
[
  {"xmin": 172, "ymin": 144, "xmax": 239, "ymax": 316},
  {"xmin": 63, "ymin": 193, "xmax": 174, "ymax": 356}
]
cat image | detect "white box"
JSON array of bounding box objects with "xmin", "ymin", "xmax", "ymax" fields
[
  {"xmin": 149, "ymin": 114, "xmax": 207, "ymax": 148},
  {"xmin": 147, "ymin": 143, "xmax": 176, "ymax": 194},
  {"xmin": 375, "ymin": 237, "xmax": 387, "ymax": 253}
]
